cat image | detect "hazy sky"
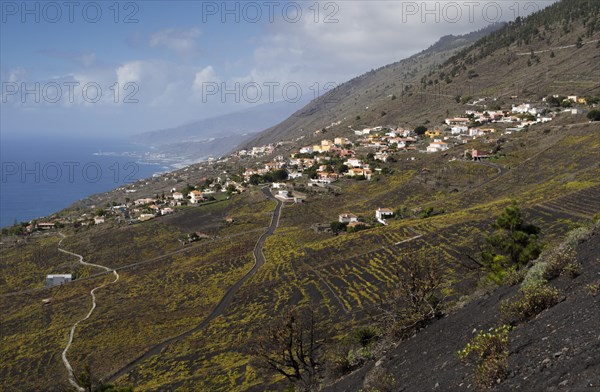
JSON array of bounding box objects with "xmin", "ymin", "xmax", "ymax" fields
[{"xmin": 0, "ymin": 0, "xmax": 558, "ymax": 138}]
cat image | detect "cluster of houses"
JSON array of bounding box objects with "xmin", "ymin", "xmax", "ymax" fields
[
  {"xmin": 236, "ymin": 144, "xmax": 276, "ymax": 158},
  {"xmin": 222, "ymin": 95, "xmax": 594, "ymax": 197},
  {"xmin": 339, "ymin": 208, "xmax": 395, "ymax": 224},
  {"xmin": 423, "ymin": 101, "xmax": 560, "ymax": 154},
  {"xmin": 10, "ymin": 93, "xmax": 594, "ymax": 238},
  {"xmin": 332, "ymin": 207, "xmax": 395, "ymax": 232}
]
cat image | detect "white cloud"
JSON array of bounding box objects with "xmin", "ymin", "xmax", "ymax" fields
[
  {"xmin": 116, "ymin": 61, "xmax": 144, "ymax": 85},
  {"xmin": 8, "ymin": 67, "xmax": 27, "ymax": 83},
  {"xmin": 3, "ymin": 1, "xmax": 560, "ymax": 137},
  {"xmin": 232, "ymin": 1, "xmax": 559, "ymax": 90},
  {"xmin": 149, "ymin": 27, "xmax": 202, "ymax": 57},
  {"xmin": 193, "ymin": 65, "xmax": 218, "ymax": 91}
]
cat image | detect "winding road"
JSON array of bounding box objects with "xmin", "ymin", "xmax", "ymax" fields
[
  {"xmin": 57, "ymin": 233, "xmax": 120, "ymax": 392},
  {"xmin": 107, "ymin": 186, "xmax": 283, "ymax": 383}
]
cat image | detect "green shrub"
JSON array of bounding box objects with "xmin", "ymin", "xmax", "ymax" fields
[
  {"xmin": 542, "ymin": 245, "xmax": 576, "ymax": 280},
  {"xmin": 458, "ymin": 325, "xmax": 511, "ymax": 390},
  {"xmin": 328, "ymin": 346, "xmax": 354, "ymax": 377},
  {"xmin": 562, "ymin": 262, "xmax": 582, "ymax": 278},
  {"xmin": 499, "ymin": 284, "xmax": 561, "ymax": 325},
  {"xmin": 352, "ymin": 327, "xmax": 380, "ymax": 348},
  {"xmin": 521, "ymin": 260, "xmax": 547, "ymax": 289},
  {"xmin": 504, "ymin": 267, "xmax": 527, "ymax": 286},
  {"xmin": 584, "ymin": 282, "xmax": 600, "ymax": 296},
  {"xmin": 523, "ymin": 224, "xmax": 593, "ymax": 288},
  {"xmin": 328, "ymin": 345, "xmax": 374, "ymax": 377},
  {"xmin": 419, "ymin": 206, "xmax": 444, "ymax": 219}
]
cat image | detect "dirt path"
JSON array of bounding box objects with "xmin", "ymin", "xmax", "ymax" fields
[
  {"xmin": 106, "ymin": 186, "xmax": 283, "ymax": 383},
  {"xmin": 0, "ymin": 228, "xmax": 266, "ymax": 299},
  {"xmin": 516, "ymin": 38, "xmax": 600, "ymax": 55},
  {"xmin": 57, "ymin": 233, "xmax": 120, "ymax": 392}
]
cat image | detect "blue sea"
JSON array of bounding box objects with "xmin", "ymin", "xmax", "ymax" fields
[{"xmin": 0, "ymin": 135, "xmax": 166, "ymax": 228}]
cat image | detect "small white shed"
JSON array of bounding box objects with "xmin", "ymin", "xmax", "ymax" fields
[{"xmin": 46, "ymin": 274, "xmax": 72, "ymax": 287}]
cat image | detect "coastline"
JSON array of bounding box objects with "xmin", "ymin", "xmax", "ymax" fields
[{"xmin": 0, "ymin": 136, "xmax": 170, "ymax": 228}]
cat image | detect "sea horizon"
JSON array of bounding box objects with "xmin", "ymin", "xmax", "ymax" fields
[{"xmin": 0, "ymin": 134, "xmax": 168, "ymax": 228}]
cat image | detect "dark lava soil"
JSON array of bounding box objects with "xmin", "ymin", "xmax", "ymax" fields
[{"xmin": 325, "ymin": 226, "xmax": 600, "ymax": 392}]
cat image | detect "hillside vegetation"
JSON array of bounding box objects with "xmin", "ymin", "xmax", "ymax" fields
[
  {"xmin": 0, "ymin": 1, "xmax": 599, "ymax": 391},
  {"xmin": 246, "ymin": 0, "xmax": 599, "ymax": 150}
]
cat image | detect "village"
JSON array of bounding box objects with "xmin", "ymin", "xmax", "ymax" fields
[{"xmin": 7, "ymin": 93, "xmax": 597, "ymax": 260}]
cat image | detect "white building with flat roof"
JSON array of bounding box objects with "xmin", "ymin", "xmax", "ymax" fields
[{"xmin": 46, "ymin": 274, "xmax": 72, "ymax": 287}]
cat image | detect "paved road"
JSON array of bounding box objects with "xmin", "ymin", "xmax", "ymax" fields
[{"xmin": 107, "ymin": 187, "xmax": 283, "ymax": 383}]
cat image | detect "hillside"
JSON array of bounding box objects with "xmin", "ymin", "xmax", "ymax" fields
[
  {"xmin": 1, "ymin": 1, "xmax": 599, "ymax": 391},
  {"xmin": 1, "ymin": 120, "xmax": 598, "ymax": 391},
  {"xmin": 325, "ymin": 223, "xmax": 600, "ymax": 391},
  {"xmin": 241, "ymin": 24, "xmax": 505, "ymax": 149},
  {"xmin": 244, "ymin": 0, "xmax": 599, "ymax": 151}
]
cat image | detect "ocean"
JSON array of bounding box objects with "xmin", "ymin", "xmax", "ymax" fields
[{"xmin": 0, "ymin": 135, "xmax": 167, "ymax": 228}]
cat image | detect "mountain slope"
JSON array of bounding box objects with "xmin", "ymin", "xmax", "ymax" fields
[
  {"xmin": 1, "ymin": 1, "xmax": 599, "ymax": 391},
  {"xmin": 324, "ymin": 223, "xmax": 600, "ymax": 392},
  {"xmin": 245, "ymin": 0, "xmax": 599, "ymax": 151},
  {"xmin": 242, "ymin": 24, "xmax": 505, "ymax": 148}
]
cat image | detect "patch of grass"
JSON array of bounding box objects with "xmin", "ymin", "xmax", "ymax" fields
[
  {"xmin": 564, "ymin": 180, "xmax": 597, "ymax": 191},
  {"xmin": 584, "ymin": 282, "xmax": 600, "ymax": 296}
]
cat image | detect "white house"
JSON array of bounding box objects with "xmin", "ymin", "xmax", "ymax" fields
[
  {"xmin": 427, "ymin": 141, "xmax": 449, "ymax": 153},
  {"xmin": 374, "ymin": 152, "xmax": 390, "ymax": 162},
  {"xmin": 375, "ymin": 208, "xmax": 394, "ymax": 220},
  {"xmin": 94, "ymin": 216, "xmax": 105, "ymax": 225},
  {"xmin": 160, "ymin": 208, "xmax": 174, "ymax": 215},
  {"xmin": 188, "ymin": 190, "xmax": 204, "ymax": 204},
  {"xmin": 345, "ymin": 158, "xmax": 363, "ymax": 168},
  {"xmin": 275, "ymin": 190, "xmax": 294, "ymax": 201},
  {"xmin": 251, "ymin": 146, "xmax": 267, "ymax": 156},
  {"xmin": 288, "ymin": 171, "xmax": 303, "ymax": 179},
  {"xmin": 339, "ymin": 213, "xmax": 358, "ymax": 223},
  {"xmin": 134, "ymin": 198, "xmax": 155, "ymax": 206},
  {"xmin": 451, "ymin": 126, "xmax": 469, "ymax": 135},
  {"xmin": 445, "ymin": 117, "xmax": 470, "ymax": 126},
  {"xmin": 512, "ymin": 103, "xmax": 541, "ymax": 115},
  {"xmin": 355, "ymin": 128, "xmax": 375, "ymax": 136},
  {"xmin": 46, "ymin": 274, "xmax": 72, "ymax": 287},
  {"xmin": 172, "ymin": 192, "xmax": 184, "ymax": 201}
]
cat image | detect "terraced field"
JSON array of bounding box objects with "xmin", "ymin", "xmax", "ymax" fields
[
  {"xmin": 0, "ymin": 191, "xmax": 275, "ymax": 391},
  {"xmin": 2, "ymin": 122, "xmax": 599, "ymax": 391},
  {"xmin": 533, "ymin": 184, "xmax": 600, "ymax": 219}
]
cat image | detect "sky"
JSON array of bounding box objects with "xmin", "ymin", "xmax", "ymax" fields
[{"xmin": 0, "ymin": 0, "xmax": 558, "ymax": 139}]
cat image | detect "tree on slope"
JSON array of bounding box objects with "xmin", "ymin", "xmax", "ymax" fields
[
  {"xmin": 251, "ymin": 306, "xmax": 327, "ymax": 391},
  {"xmin": 481, "ymin": 201, "xmax": 541, "ymax": 284}
]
